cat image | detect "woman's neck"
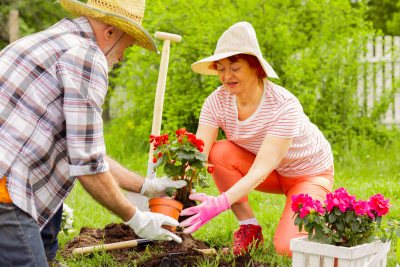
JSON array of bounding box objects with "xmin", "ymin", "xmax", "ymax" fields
[{"xmin": 235, "ymin": 78, "xmax": 264, "ymax": 108}]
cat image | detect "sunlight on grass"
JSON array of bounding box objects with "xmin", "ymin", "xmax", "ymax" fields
[{"xmin": 57, "ymin": 136, "xmax": 400, "ymax": 266}]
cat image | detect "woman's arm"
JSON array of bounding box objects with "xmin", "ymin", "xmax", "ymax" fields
[
  {"xmin": 196, "ymin": 124, "xmax": 219, "ymax": 158},
  {"xmin": 225, "ymin": 135, "xmax": 293, "ymax": 204}
]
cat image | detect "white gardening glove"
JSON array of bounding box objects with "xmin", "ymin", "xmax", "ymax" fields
[
  {"xmin": 124, "ymin": 208, "xmax": 182, "ymax": 242},
  {"xmin": 140, "ymin": 177, "xmax": 187, "ymax": 198}
]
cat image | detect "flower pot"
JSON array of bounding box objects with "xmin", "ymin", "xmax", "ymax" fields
[
  {"xmin": 290, "ymin": 236, "xmax": 391, "ymax": 267},
  {"xmin": 149, "ymin": 198, "xmax": 183, "ymax": 232}
]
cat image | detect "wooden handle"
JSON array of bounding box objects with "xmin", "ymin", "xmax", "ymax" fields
[
  {"xmin": 195, "ymin": 248, "xmax": 217, "ymax": 255},
  {"xmin": 148, "ymin": 39, "xmax": 171, "ymax": 161},
  {"xmin": 155, "ymin": 32, "xmax": 182, "ymax": 42},
  {"xmin": 73, "ymin": 240, "xmax": 138, "ymax": 255}
]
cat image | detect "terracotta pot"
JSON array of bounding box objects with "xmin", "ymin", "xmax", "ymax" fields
[{"xmin": 149, "ymin": 198, "xmax": 183, "ymax": 232}]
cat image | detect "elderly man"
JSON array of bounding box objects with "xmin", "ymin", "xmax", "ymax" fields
[{"xmin": 0, "ymin": 0, "xmax": 186, "ymax": 266}]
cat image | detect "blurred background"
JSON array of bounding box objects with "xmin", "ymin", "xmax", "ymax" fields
[{"xmin": 1, "ymin": 0, "xmax": 399, "ymax": 154}]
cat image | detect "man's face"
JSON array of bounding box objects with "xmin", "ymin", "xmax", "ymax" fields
[{"xmin": 105, "ymin": 33, "xmax": 136, "ymax": 71}]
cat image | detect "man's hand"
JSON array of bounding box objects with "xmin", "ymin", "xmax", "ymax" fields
[
  {"xmin": 140, "ymin": 177, "xmax": 186, "ymax": 198},
  {"xmin": 125, "ymin": 208, "xmax": 182, "ymax": 242}
]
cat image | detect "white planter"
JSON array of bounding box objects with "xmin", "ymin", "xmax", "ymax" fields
[{"xmin": 290, "ymin": 236, "xmax": 391, "ymax": 267}]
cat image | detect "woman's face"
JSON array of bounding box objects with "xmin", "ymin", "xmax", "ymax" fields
[{"xmin": 216, "ymin": 57, "xmax": 259, "ymax": 95}]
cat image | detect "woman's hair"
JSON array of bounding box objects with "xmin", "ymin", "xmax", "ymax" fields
[{"xmin": 208, "ymin": 54, "xmax": 267, "ymax": 79}]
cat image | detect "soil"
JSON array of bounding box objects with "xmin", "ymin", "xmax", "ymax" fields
[
  {"xmin": 61, "ymin": 223, "xmax": 273, "ymax": 266},
  {"xmin": 175, "ymin": 198, "xmax": 197, "ymax": 223}
]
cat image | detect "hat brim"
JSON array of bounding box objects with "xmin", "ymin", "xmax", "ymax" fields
[
  {"xmin": 191, "ymin": 51, "xmax": 279, "ymax": 79},
  {"xmin": 58, "ymin": 0, "xmax": 158, "ymax": 53}
]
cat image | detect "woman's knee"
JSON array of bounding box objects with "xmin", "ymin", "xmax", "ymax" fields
[{"xmin": 208, "ymin": 140, "xmax": 234, "ymax": 165}]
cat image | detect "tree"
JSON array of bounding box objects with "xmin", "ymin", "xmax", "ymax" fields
[{"xmin": 0, "ymin": 0, "xmax": 72, "ymax": 49}]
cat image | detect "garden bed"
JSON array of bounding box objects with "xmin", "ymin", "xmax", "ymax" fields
[{"xmin": 61, "ymin": 222, "xmax": 272, "ymax": 266}]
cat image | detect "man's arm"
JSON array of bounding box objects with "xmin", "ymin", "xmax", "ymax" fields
[
  {"xmin": 77, "ymin": 171, "xmax": 135, "ymax": 221},
  {"xmin": 105, "ymin": 155, "xmax": 145, "ymax": 193}
]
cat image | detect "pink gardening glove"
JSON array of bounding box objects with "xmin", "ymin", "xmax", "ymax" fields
[{"xmin": 179, "ymin": 193, "xmax": 231, "ymax": 234}]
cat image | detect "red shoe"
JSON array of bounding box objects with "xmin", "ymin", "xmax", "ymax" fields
[{"xmin": 223, "ymin": 224, "xmax": 264, "ymax": 255}]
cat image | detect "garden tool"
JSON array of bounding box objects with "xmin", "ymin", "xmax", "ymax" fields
[
  {"xmin": 72, "ymin": 238, "xmax": 154, "ymax": 255},
  {"xmin": 195, "ymin": 248, "xmax": 217, "ymax": 255},
  {"xmin": 161, "ymin": 252, "xmax": 185, "ymax": 267},
  {"xmin": 126, "ymin": 32, "xmax": 182, "ymax": 212}
]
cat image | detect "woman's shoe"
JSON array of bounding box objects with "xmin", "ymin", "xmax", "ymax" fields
[{"xmin": 223, "ymin": 224, "xmax": 264, "ymax": 255}]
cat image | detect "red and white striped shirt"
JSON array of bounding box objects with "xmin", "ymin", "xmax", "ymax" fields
[{"xmin": 199, "ymin": 80, "xmax": 333, "ymax": 178}]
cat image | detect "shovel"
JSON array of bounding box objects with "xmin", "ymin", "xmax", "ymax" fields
[
  {"xmin": 126, "ymin": 32, "xmax": 182, "ymax": 211},
  {"xmin": 72, "ymin": 238, "xmax": 154, "ymax": 255}
]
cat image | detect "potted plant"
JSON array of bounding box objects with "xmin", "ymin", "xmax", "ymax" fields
[
  {"xmin": 147, "ymin": 128, "xmax": 212, "ymax": 232},
  {"xmin": 289, "ymin": 188, "xmax": 398, "ymax": 266}
]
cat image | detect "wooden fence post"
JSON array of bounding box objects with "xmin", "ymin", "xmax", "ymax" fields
[{"xmin": 9, "ymin": 10, "xmax": 19, "ymax": 43}]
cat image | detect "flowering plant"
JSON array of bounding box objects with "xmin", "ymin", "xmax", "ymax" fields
[
  {"xmin": 61, "ymin": 203, "xmax": 74, "ymax": 235},
  {"xmin": 292, "ymin": 188, "xmax": 397, "ymax": 247},
  {"xmin": 150, "ymin": 128, "xmax": 212, "ymax": 200}
]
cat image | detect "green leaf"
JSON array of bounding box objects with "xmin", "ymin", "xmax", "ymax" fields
[
  {"xmin": 351, "ymin": 221, "xmax": 360, "ymax": 233},
  {"xmin": 316, "ymin": 235, "xmax": 325, "ymax": 243},
  {"xmin": 153, "ymin": 153, "xmax": 168, "ymax": 171},
  {"xmin": 198, "ymin": 180, "xmax": 210, "ymax": 188},
  {"xmin": 386, "ymin": 227, "xmax": 395, "ymax": 234},
  {"xmin": 182, "ymin": 143, "xmax": 197, "ymax": 152},
  {"xmin": 329, "ymin": 212, "xmax": 337, "ymax": 224},
  {"xmin": 305, "ymin": 223, "xmax": 314, "ymax": 232},
  {"xmin": 176, "ymin": 150, "xmax": 195, "ymax": 161},
  {"xmin": 377, "ymin": 216, "xmax": 382, "ymax": 226},
  {"xmin": 336, "ymin": 222, "xmax": 345, "ymax": 232},
  {"xmin": 299, "ymin": 224, "xmax": 303, "ymax": 233},
  {"xmin": 395, "ymin": 228, "xmax": 400, "ymax": 238},
  {"xmin": 308, "ymin": 230, "xmax": 313, "ymax": 240},
  {"xmin": 194, "ymin": 151, "xmax": 207, "ymax": 162},
  {"xmin": 346, "ymin": 213, "xmax": 353, "ymax": 223},
  {"xmin": 380, "ymin": 234, "xmax": 387, "ymax": 243},
  {"xmin": 315, "ymin": 216, "xmax": 321, "ymax": 224},
  {"xmin": 197, "ymin": 172, "xmax": 208, "ymax": 180},
  {"xmin": 333, "ymin": 236, "xmax": 340, "ymax": 242},
  {"xmin": 315, "ymin": 225, "xmax": 323, "ymax": 237},
  {"xmin": 294, "ymin": 215, "xmax": 302, "ymax": 226},
  {"xmin": 163, "ymin": 163, "xmax": 182, "ymax": 177},
  {"xmin": 304, "ymin": 215, "xmax": 310, "ymax": 226},
  {"xmin": 189, "ymin": 159, "xmax": 205, "ymax": 170},
  {"xmin": 326, "ymin": 236, "xmax": 333, "ymax": 244},
  {"xmin": 334, "ymin": 208, "xmax": 341, "ymax": 216},
  {"xmin": 367, "ymin": 234, "xmax": 375, "ymax": 243},
  {"xmin": 165, "ymin": 187, "xmax": 175, "ymax": 197}
]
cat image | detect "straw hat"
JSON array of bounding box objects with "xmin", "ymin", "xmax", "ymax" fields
[
  {"xmin": 57, "ymin": 0, "xmax": 157, "ymax": 53},
  {"xmin": 191, "ymin": 22, "xmax": 278, "ymax": 79}
]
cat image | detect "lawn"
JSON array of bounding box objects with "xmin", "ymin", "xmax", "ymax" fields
[{"xmin": 56, "ymin": 133, "xmax": 400, "ymax": 266}]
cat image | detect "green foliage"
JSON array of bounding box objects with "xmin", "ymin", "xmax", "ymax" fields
[
  {"xmin": 109, "ymin": 0, "xmax": 396, "ymax": 145},
  {"xmin": 0, "ymin": 0, "xmax": 72, "ymax": 49}
]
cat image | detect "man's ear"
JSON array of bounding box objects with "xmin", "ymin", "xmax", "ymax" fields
[{"xmin": 104, "ymin": 26, "xmax": 118, "ymax": 41}]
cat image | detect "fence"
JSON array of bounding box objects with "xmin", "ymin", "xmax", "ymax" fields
[{"xmin": 359, "ymin": 36, "xmax": 400, "ymax": 127}]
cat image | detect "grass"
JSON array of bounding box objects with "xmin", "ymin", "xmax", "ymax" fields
[{"xmin": 55, "ymin": 131, "xmax": 400, "ymax": 266}]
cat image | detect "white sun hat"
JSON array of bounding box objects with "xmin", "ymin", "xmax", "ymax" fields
[{"xmin": 191, "ymin": 22, "xmax": 278, "ymax": 79}]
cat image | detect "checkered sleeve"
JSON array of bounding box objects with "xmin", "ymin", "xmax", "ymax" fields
[{"xmin": 56, "ymin": 45, "xmax": 109, "ymax": 176}]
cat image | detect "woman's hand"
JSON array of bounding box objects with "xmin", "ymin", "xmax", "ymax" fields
[{"xmin": 179, "ymin": 193, "xmax": 231, "ymax": 234}]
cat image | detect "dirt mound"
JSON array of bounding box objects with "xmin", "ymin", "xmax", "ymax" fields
[{"xmin": 61, "ymin": 223, "xmax": 272, "ymax": 266}]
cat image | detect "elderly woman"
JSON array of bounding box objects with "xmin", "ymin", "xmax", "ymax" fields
[{"xmin": 179, "ymin": 22, "xmax": 334, "ymax": 257}]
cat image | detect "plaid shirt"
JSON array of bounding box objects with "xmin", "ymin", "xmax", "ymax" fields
[{"xmin": 0, "ymin": 17, "xmax": 109, "ymax": 229}]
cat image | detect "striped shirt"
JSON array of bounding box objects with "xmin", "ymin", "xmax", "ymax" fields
[
  {"xmin": 199, "ymin": 80, "xmax": 333, "ymax": 178},
  {"xmin": 0, "ymin": 17, "xmax": 109, "ymax": 229}
]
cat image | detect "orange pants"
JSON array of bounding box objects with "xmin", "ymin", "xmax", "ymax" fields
[{"xmin": 208, "ymin": 140, "xmax": 334, "ymax": 258}]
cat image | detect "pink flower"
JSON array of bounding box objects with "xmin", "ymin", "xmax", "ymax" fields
[
  {"xmin": 324, "ymin": 188, "xmax": 356, "ymax": 213},
  {"xmin": 368, "ymin": 194, "xmax": 392, "ymax": 216},
  {"xmin": 291, "ymin": 194, "xmax": 312, "ymax": 213},
  {"xmin": 300, "ymin": 199, "xmax": 325, "ymax": 218},
  {"xmin": 353, "ymin": 199, "xmax": 374, "ymax": 219}
]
